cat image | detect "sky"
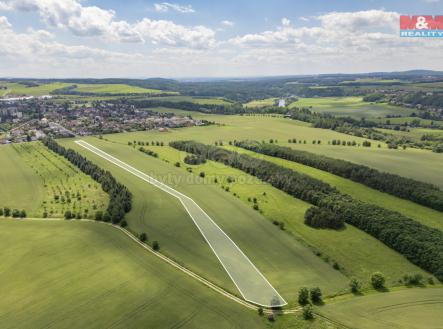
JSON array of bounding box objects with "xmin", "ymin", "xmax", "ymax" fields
[{"xmin": 0, "ymin": 0, "xmax": 442, "ymax": 78}]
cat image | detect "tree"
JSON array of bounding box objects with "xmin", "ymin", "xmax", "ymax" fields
[
  {"xmin": 371, "ymin": 272, "xmax": 385, "ymax": 289},
  {"xmin": 0, "ymin": 208, "xmax": 3, "ymax": 216},
  {"xmin": 20, "ymin": 210, "xmax": 27, "ymax": 218},
  {"xmin": 310, "ymin": 287, "xmax": 322, "ymax": 304},
  {"xmin": 298, "ymin": 287, "xmax": 309, "ymax": 305},
  {"xmin": 120, "ymin": 220, "xmax": 128, "ymax": 228},
  {"xmin": 175, "ymin": 162, "xmax": 181, "ymax": 167},
  {"xmin": 64, "ymin": 211, "xmax": 72, "ymax": 220},
  {"xmin": 152, "ymin": 240, "xmax": 160, "ymax": 251},
  {"xmin": 302, "ymin": 305, "xmax": 314, "ymax": 320},
  {"xmin": 139, "ymin": 233, "xmax": 147, "ymax": 242},
  {"xmin": 199, "ymin": 172, "xmax": 205, "ymax": 178},
  {"xmin": 349, "ymin": 278, "xmax": 362, "ymax": 293},
  {"xmin": 4, "ymin": 207, "xmax": 10, "ymax": 217}
]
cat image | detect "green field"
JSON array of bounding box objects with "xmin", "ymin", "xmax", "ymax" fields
[
  {"xmin": 0, "ymin": 82, "xmax": 71, "ymax": 96},
  {"xmin": 289, "ymin": 97, "xmax": 414, "ymax": 119},
  {"xmin": 244, "ymin": 98, "xmax": 277, "ymax": 107},
  {"xmin": 94, "ymin": 114, "xmax": 442, "ymax": 187},
  {"xmin": 228, "ymin": 146, "xmax": 443, "ymax": 231},
  {"xmin": 143, "ymin": 144, "xmax": 431, "ymax": 284},
  {"xmin": 0, "ymin": 143, "xmax": 108, "ymax": 218},
  {"xmin": 319, "ymin": 288, "xmax": 443, "ymax": 329},
  {"xmin": 63, "ymin": 137, "xmax": 349, "ymax": 303},
  {"xmin": 146, "ymin": 95, "xmax": 233, "ymax": 105},
  {"xmin": 71, "ymin": 83, "xmax": 172, "ymax": 95},
  {"xmin": 0, "ymin": 219, "xmax": 270, "ymax": 328}
]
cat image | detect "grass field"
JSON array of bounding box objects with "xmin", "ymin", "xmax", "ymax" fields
[
  {"xmin": 0, "ymin": 82, "xmax": 71, "ymax": 96},
  {"xmin": 63, "ymin": 137, "xmax": 349, "ymax": 303},
  {"xmin": 71, "ymin": 83, "xmax": 172, "ymax": 95},
  {"xmin": 95, "ymin": 114, "xmax": 442, "ymax": 187},
  {"xmin": 319, "ymin": 287, "xmax": 443, "ymax": 329},
  {"xmin": 0, "ymin": 143, "xmax": 108, "ymax": 218},
  {"xmin": 0, "ymin": 219, "xmax": 269, "ymax": 329},
  {"xmin": 146, "ymin": 95, "xmax": 233, "ymax": 105},
  {"xmin": 228, "ymin": 146, "xmax": 443, "ymax": 231},
  {"xmin": 289, "ymin": 97, "xmax": 414, "ymax": 119},
  {"xmin": 244, "ymin": 98, "xmax": 277, "ymax": 107},
  {"xmin": 115, "ymin": 142, "xmax": 431, "ymax": 286}
]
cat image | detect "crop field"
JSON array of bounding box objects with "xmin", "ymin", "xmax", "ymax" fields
[
  {"xmin": 97, "ymin": 114, "xmax": 442, "ymax": 187},
  {"xmin": 319, "ymin": 288, "xmax": 443, "ymax": 329},
  {"xmin": 147, "ymin": 144, "xmax": 431, "ymax": 284},
  {"xmin": 71, "ymin": 83, "xmax": 172, "ymax": 95},
  {"xmin": 289, "ymin": 97, "xmax": 414, "ymax": 119},
  {"xmin": 0, "ymin": 142, "xmax": 108, "ymax": 218},
  {"xmin": 229, "ymin": 146, "xmax": 443, "ymax": 231},
  {"xmin": 244, "ymin": 97, "xmax": 277, "ymax": 107},
  {"xmin": 0, "ymin": 82, "xmax": 71, "ymax": 96},
  {"xmin": 62, "ymin": 137, "xmax": 350, "ymax": 303},
  {"xmin": 0, "ymin": 219, "xmax": 270, "ymax": 329},
  {"xmin": 373, "ymin": 116, "xmax": 443, "ymax": 127}
]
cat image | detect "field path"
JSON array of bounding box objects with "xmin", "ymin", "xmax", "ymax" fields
[{"xmin": 75, "ymin": 140, "xmax": 287, "ymax": 307}]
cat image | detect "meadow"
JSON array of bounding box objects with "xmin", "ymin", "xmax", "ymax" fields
[
  {"xmin": 0, "ymin": 142, "xmax": 108, "ymax": 218},
  {"xmin": 146, "ymin": 95, "xmax": 233, "ymax": 105},
  {"xmin": 100, "ymin": 114, "xmax": 443, "ymax": 187},
  {"xmin": 0, "ymin": 219, "xmax": 270, "ymax": 329},
  {"xmin": 62, "ymin": 137, "xmax": 349, "ymax": 303},
  {"xmin": 71, "ymin": 83, "xmax": 171, "ymax": 95},
  {"xmin": 289, "ymin": 97, "xmax": 414, "ymax": 119},
  {"xmin": 244, "ymin": 97, "xmax": 277, "ymax": 107},
  {"xmin": 0, "ymin": 82, "xmax": 71, "ymax": 96},
  {"xmin": 140, "ymin": 144, "xmax": 432, "ymax": 285},
  {"xmin": 319, "ymin": 288, "xmax": 443, "ymax": 329}
]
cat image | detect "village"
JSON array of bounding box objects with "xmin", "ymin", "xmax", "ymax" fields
[{"xmin": 0, "ymin": 98, "xmax": 210, "ymax": 144}]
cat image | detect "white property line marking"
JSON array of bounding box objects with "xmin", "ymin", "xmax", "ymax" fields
[{"xmin": 75, "ymin": 140, "xmax": 287, "ymax": 307}]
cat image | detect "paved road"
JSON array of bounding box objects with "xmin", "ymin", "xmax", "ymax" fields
[{"xmin": 75, "ymin": 140, "xmax": 287, "ymax": 307}]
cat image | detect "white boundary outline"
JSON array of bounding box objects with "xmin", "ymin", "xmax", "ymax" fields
[{"xmin": 75, "ymin": 140, "xmax": 287, "ymax": 307}]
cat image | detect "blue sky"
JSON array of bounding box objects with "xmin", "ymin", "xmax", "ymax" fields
[{"xmin": 0, "ymin": 0, "xmax": 442, "ymax": 77}]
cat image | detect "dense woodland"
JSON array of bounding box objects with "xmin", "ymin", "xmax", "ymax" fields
[
  {"xmin": 43, "ymin": 138, "xmax": 132, "ymax": 224},
  {"xmin": 235, "ymin": 141, "xmax": 443, "ymax": 211},
  {"xmin": 170, "ymin": 140, "xmax": 443, "ymax": 281}
]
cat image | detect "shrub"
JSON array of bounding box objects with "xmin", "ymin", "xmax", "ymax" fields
[
  {"xmin": 199, "ymin": 172, "xmax": 205, "ymax": 178},
  {"xmin": 3, "ymin": 207, "xmax": 10, "ymax": 217},
  {"xmin": 152, "ymin": 241, "xmax": 160, "ymax": 251},
  {"xmin": 298, "ymin": 287, "xmax": 309, "ymax": 306},
  {"xmin": 0, "ymin": 208, "xmax": 3, "ymax": 216},
  {"xmin": 174, "ymin": 162, "xmax": 181, "ymax": 167},
  {"xmin": 139, "ymin": 233, "xmax": 147, "ymax": 242},
  {"xmin": 371, "ymin": 272, "xmax": 385, "ymax": 289},
  {"xmin": 310, "ymin": 287, "xmax": 322, "ymax": 304},
  {"xmin": 403, "ymin": 273, "xmax": 423, "ymax": 286},
  {"xmin": 257, "ymin": 307, "xmax": 264, "ymax": 316},
  {"xmin": 349, "ymin": 278, "xmax": 362, "ymax": 293},
  {"xmin": 303, "ymin": 305, "xmax": 314, "ymax": 320},
  {"xmin": 64, "ymin": 211, "xmax": 72, "ymax": 220},
  {"xmin": 95, "ymin": 211, "xmax": 103, "ymax": 221}
]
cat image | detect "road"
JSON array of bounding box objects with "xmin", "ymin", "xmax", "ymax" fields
[{"xmin": 75, "ymin": 140, "xmax": 287, "ymax": 308}]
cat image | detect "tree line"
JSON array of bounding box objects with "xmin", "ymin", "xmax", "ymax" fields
[
  {"xmin": 170, "ymin": 140, "xmax": 443, "ymax": 281},
  {"xmin": 42, "ymin": 138, "xmax": 132, "ymax": 224},
  {"xmin": 235, "ymin": 141, "xmax": 443, "ymax": 211}
]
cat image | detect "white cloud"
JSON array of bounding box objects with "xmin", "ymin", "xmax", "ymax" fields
[
  {"xmin": 134, "ymin": 18, "xmax": 215, "ymax": 48},
  {"xmin": 281, "ymin": 17, "xmax": 290, "ymax": 26},
  {"xmin": 317, "ymin": 10, "xmax": 399, "ymax": 31},
  {"xmin": 153, "ymin": 2, "xmax": 195, "ymax": 13},
  {"xmin": 0, "ymin": 0, "xmax": 214, "ymax": 48},
  {"xmin": 221, "ymin": 20, "xmax": 234, "ymax": 27}
]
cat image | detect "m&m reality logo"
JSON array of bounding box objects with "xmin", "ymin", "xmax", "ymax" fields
[{"xmin": 400, "ymin": 15, "xmax": 443, "ymax": 37}]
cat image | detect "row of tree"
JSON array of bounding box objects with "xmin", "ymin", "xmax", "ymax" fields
[
  {"xmin": 169, "ymin": 141, "xmax": 443, "ymax": 281},
  {"xmin": 42, "ymin": 138, "xmax": 132, "ymax": 224},
  {"xmin": 235, "ymin": 141, "xmax": 443, "ymax": 211},
  {"xmin": 0, "ymin": 207, "xmax": 26, "ymax": 218}
]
